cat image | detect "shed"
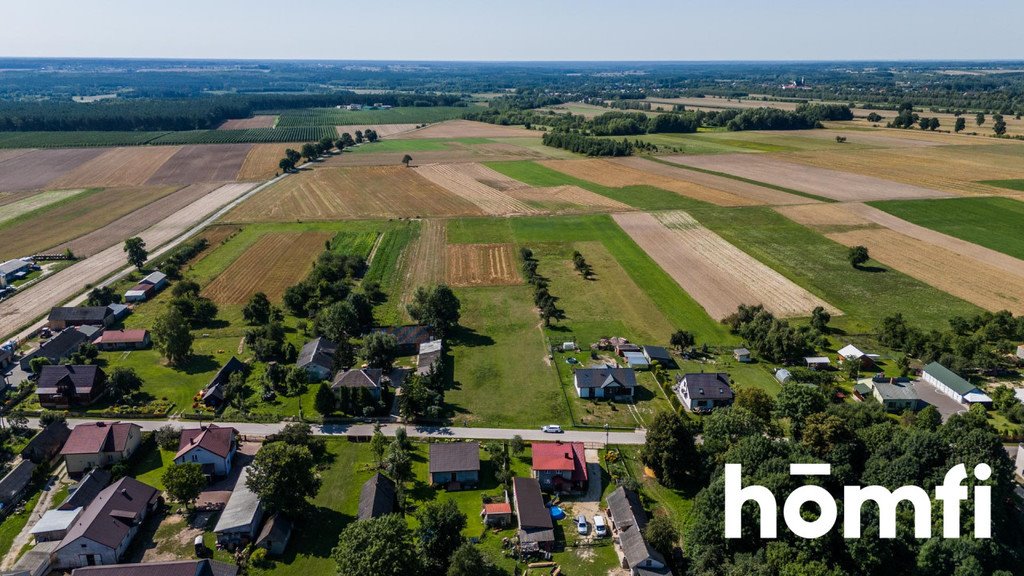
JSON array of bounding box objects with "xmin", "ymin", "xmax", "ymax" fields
[
  {"xmin": 30, "ymin": 507, "xmax": 83, "ymax": 542},
  {"xmin": 213, "ymin": 466, "xmax": 264, "ymax": 549},
  {"xmin": 921, "ymin": 362, "xmax": 992, "ymax": 406},
  {"xmin": 255, "ymin": 514, "xmax": 292, "ymax": 557},
  {"xmin": 623, "ymin": 352, "xmax": 650, "ymax": 370},
  {"xmin": 0, "ymin": 460, "xmax": 37, "ymax": 510},
  {"xmin": 483, "ymin": 501, "xmax": 512, "ymax": 527},
  {"xmin": 804, "ymin": 356, "xmax": 831, "ymax": 370},
  {"xmin": 21, "ymin": 421, "xmax": 71, "ymax": 464},
  {"xmin": 775, "ymin": 368, "xmax": 792, "ymax": 383},
  {"xmin": 357, "ymin": 473, "xmax": 398, "ymax": 520},
  {"xmin": 733, "ymin": 348, "xmax": 751, "ymax": 362},
  {"xmin": 60, "ymin": 469, "xmax": 112, "ymax": 511},
  {"xmin": 641, "ymin": 345, "xmax": 673, "ymax": 367},
  {"xmin": 512, "ymin": 477, "xmax": 554, "ymax": 551},
  {"xmin": 4, "ymin": 540, "xmax": 57, "ymax": 576}
]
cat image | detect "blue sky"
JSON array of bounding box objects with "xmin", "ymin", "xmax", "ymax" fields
[{"xmin": 3, "ymin": 0, "xmax": 1023, "ymax": 61}]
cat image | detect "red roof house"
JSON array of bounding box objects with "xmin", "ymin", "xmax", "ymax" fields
[
  {"xmin": 174, "ymin": 425, "xmax": 237, "ymax": 477},
  {"xmin": 93, "ymin": 329, "xmax": 150, "ymax": 351},
  {"xmin": 531, "ymin": 441, "xmax": 588, "ymax": 492},
  {"xmin": 61, "ymin": 422, "xmax": 143, "ymax": 477}
]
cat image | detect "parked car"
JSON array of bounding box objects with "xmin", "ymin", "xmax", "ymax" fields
[
  {"xmin": 541, "ymin": 425, "xmax": 563, "ymax": 433},
  {"xmin": 576, "ymin": 514, "xmax": 588, "ymax": 535},
  {"xmin": 593, "ymin": 514, "xmax": 608, "ymax": 537}
]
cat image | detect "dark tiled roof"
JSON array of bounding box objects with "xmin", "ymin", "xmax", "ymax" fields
[
  {"xmin": 678, "ymin": 373, "xmax": 733, "ymax": 400},
  {"xmin": 642, "ymin": 346, "xmax": 672, "ymax": 362},
  {"xmin": 358, "ymin": 473, "xmax": 398, "ymax": 520},
  {"xmin": 58, "ymin": 477, "xmax": 158, "ymax": 551},
  {"xmin": 429, "ymin": 442, "xmax": 480, "ymax": 474},
  {"xmin": 297, "ymin": 338, "xmax": 336, "ymax": 371},
  {"xmin": 574, "ymin": 366, "xmax": 637, "ymax": 389},
  {"xmin": 60, "ymin": 468, "xmax": 112, "ymax": 511},
  {"xmin": 256, "ymin": 513, "xmax": 292, "ymax": 548},
  {"xmin": 21, "ymin": 421, "xmax": 71, "ymax": 462},
  {"xmin": 20, "ymin": 328, "xmax": 91, "ymax": 365},
  {"xmin": 177, "ymin": 425, "xmax": 235, "ymax": 459},
  {"xmin": 209, "ymin": 357, "xmax": 246, "ymax": 388},
  {"xmin": 374, "ymin": 325, "xmax": 433, "ymax": 347},
  {"xmin": 61, "ymin": 422, "xmax": 140, "ymax": 456},
  {"xmin": 331, "ymin": 368, "xmax": 383, "ymax": 390},
  {"xmin": 513, "ymin": 476, "xmax": 552, "ymax": 530},
  {"xmin": 0, "ymin": 460, "xmax": 37, "ymax": 505},
  {"xmin": 47, "ymin": 306, "xmax": 111, "ymax": 323},
  {"xmin": 93, "ymin": 329, "xmax": 148, "ymax": 344},
  {"xmin": 71, "ymin": 559, "xmax": 238, "ymax": 576},
  {"xmin": 36, "ymin": 364, "xmax": 104, "ymax": 395}
]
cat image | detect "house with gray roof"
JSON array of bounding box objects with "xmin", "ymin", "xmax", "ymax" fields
[
  {"xmin": 0, "ymin": 259, "xmax": 31, "ymax": 288},
  {"xmin": 0, "ymin": 459, "xmax": 37, "ymax": 510},
  {"xmin": 331, "ymin": 368, "xmax": 384, "ymax": 401},
  {"xmin": 70, "ymin": 559, "xmax": 238, "ymax": 576},
  {"xmin": 202, "ymin": 357, "xmax": 247, "ymax": 408},
  {"xmin": 358, "ymin": 473, "xmax": 398, "ymax": 520},
  {"xmin": 46, "ymin": 306, "xmax": 114, "ymax": 331},
  {"xmin": 429, "ymin": 442, "xmax": 480, "ymax": 489},
  {"xmin": 867, "ymin": 377, "xmax": 925, "ymax": 413},
  {"xmin": 573, "ymin": 366, "xmax": 637, "ymax": 399},
  {"xmin": 676, "ymin": 373, "xmax": 733, "ymax": 412},
  {"xmin": 18, "ymin": 326, "xmax": 99, "ymax": 371},
  {"xmin": 214, "ymin": 466, "xmax": 264, "ymax": 550},
  {"xmin": 297, "ymin": 337, "xmax": 337, "ymax": 381},
  {"xmin": 921, "ymin": 362, "xmax": 992, "ymax": 406},
  {"xmin": 512, "ymin": 476, "xmax": 554, "ymax": 551},
  {"xmin": 606, "ymin": 487, "xmax": 668, "ymax": 575}
]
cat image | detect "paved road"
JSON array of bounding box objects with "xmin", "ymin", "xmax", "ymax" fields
[
  {"xmin": 0, "ymin": 176, "xmax": 281, "ymax": 343},
  {"xmin": 30, "ymin": 418, "xmax": 645, "ymax": 445}
]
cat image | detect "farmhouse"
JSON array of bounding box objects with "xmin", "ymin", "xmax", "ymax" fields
[
  {"xmin": 733, "ymin": 348, "xmax": 751, "ymax": 362},
  {"xmin": 214, "ymin": 466, "xmax": 264, "ymax": 549},
  {"xmin": 297, "ymin": 337, "xmax": 337, "ymax": 381},
  {"xmin": 0, "ymin": 459, "xmax": 37, "ymax": 510},
  {"xmin": 623, "ymin": 352, "xmax": 650, "ymax": 370},
  {"xmin": 573, "ymin": 366, "xmax": 637, "ymax": 399},
  {"xmin": 866, "ymin": 377, "xmax": 925, "ymax": 413},
  {"xmin": 429, "ymin": 442, "xmax": 480, "ymax": 489},
  {"xmin": 804, "ymin": 356, "xmax": 831, "ymax": 370},
  {"xmin": 642, "ymin": 345, "xmax": 674, "ymax": 367},
  {"xmin": 606, "ymin": 486, "xmax": 668, "ymax": 575},
  {"xmin": 837, "ymin": 344, "xmax": 879, "ymax": 370},
  {"xmin": 31, "ymin": 507, "xmax": 83, "ymax": 542},
  {"xmin": 202, "ymin": 357, "xmax": 247, "ymax": 408},
  {"xmin": 331, "ymin": 368, "xmax": 384, "ymax": 401},
  {"xmin": 255, "ymin": 514, "xmax": 293, "ymax": 557},
  {"xmin": 60, "ymin": 469, "xmax": 112, "ymax": 511},
  {"xmin": 357, "ymin": 473, "xmax": 399, "ymax": 520},
  {"xmin": 19, "ymin": 326, "xmax": 101, "ymax": 371},
  {"xmin": 373, "ymin": 325, "xmax": 434, "ymax": 356},
  {"xmin": 46, "ymin": 306, "xmax": 114, "ymax": 331},
  {"xmin": 21, "ymin": 421, "xmax": 72, "ymax": 464},
  {"xmin": 921, "ymin": 362, "xmax": 992, "ymax": 406},
  {"xmin": 52, "ymin": 477, "xmax": 160, "ymax": 570},
  {"xmin": 36, "ymin": 365, "xmax": 106, "ymax": 409},
  {"xmin": 92, "ymin": 329, "xmax": 150, "ymax": 351},
  {"xmin": 69, "ymin": 560, "xmax": 238, "ymax": 576},
  {"xmin": 512, "ymin": 476, "xmax": 554, "ymax": 551},
  {"xmin": 417, "ymin": 339, "xmax": 443, "ymax": 375},
  {"xmin": 676, "ymin": 373, "xmax": 734, "ymax": 412},
  {"xmin": 0, "ymin": 258, "xmax": 31, "ymax": 287},
  {"xmin": 483, "ymin": 501, "xmax": 513, "ymax": 527},
  {"xmin": 60, "ymin": 422, "xmax": 143, "ymax": 477},
  {"xmin": 532, "ymin": 441, "xmax": 588, "ymax": 492},
  {"xmin": 174, "ymin": 425, "xmax": 237, "ymax": 477}
]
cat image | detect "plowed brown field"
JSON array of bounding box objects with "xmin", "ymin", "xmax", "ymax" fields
[
  {"xmin": 446, "ymin": 243, "xmax": 522, "ymax": 287},
  {"xmin": 203, "ymin": 231, "xmax": 332, "ymax": 304},
  {"xmin": 613, "ymin": 211, "xmax": 838, "ymax": 319},
  {"xmin": 49, "ymin": 146, "xmax": 181, "ymax": 188},
  {"xmin": 225, "ymin": 165, "xmax": 484, "ymax": 221},
  {"xmin": 146, "ymin": 144, "xmax": 252, "ymax": 185},
  {"xmin": 0, "ymin": 148, "xmax": 106, "ymax": 192}
]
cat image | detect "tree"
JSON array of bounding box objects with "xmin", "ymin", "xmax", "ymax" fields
[
  {"xmin": 509, "ymin": 434, "xmax": 525, "ymax": 457},
  {"xmin": 123, "ymin": 237, "xmax": 148, "ymax": 270},
  {"xmin": 106, "ymin": 366, "xmax": 143, "ymax": 403},
  {"xmin": 954, "ymin": 117, "xmax": 966, "ymax": 133},
  {"xmin": 271, "ymin": 423, "xmax": 327, "ymax": 463},
  {"xmin": 334, "ymin": 515, "xmax": 420, "ymax": 576},
  {"xmin": 401, "ymin": 154, "xmax": 413, "ymax": 167},
  {"xmin": 317, "ymin": 301, "xmax": 360, "ymax": 343},
  {"xmin": 406, "ymin": 285, "xmax": 461, "ymax": 338},
  {"xmin": 734, "ymin": 386, "xmax": 775, "ymax": 424},
  {"xmin": 810, "ymin": 306, "xmax": 831, "ymax": 333},
  {"xmin": 152, "ymin": 307, "xmax": 193, "ymax": 365},
  {"xmin": 866, "ymin": 112, "xmax": 883, "ymax": 123},
  {"xmin": 319, "ymin": 136, "xmax": 335, "ymax": 153},
  {"xmin": 340, "ymin": 132, "xmax": 355, "ymax": 147},
  {"xmin": 669, "ymin": 330, "xmax": 694, "ymax": 352},
  {"xmin": 242, "ymin": 292, "xmax": 272, "ymax": 325},
  {"xmin": 416, "ymin": 499, "xmax": 467, "ymax": 573},
  {"xmin": 315, "ymin": 382, "xmax": 336, "ymax": 416},
  {"xmin": 278, "ymin": 157, "xmax": 295, "ymax": 172},
  {"xmin": 29, "ymin": 356, "xmax": 51, "ymax": 374},
  {"xmin": 774, "ymin": 383, "xmax": 827, "ymax": 439},
  {"xmin": 86, "ymin": 286, "xmax": 118, "ymax": 307},
  {"xmin": 976, "ymin": 112, "xmax": 985, "ymax": 126},
  {"xmin": 162, "ymin": 462, "xmax": 206, "ymax": 509},
  {"xmin": 246, "ymin": 443, "xmax": 321, "ymax": 515},
  {"xmin": 300, "ymin": 143, "xmax": 318, "ymax": 161},
  {"xmin": 155, "ymin": 424, "xmax": 180, "ymax": 451},
  {"xmin": 38, "ymin": 410, "xmax": 66, "ymax": 427},
  {"xmin": 285, "ymin": 148, "xmax": 301, "ymax": 164},
  {"xmin": 362, "ymin": 332, "xmax": 398, "ymax": 370},
  {"xmin": 370, "ymin": 424, "xmax": 388, "ymax": 467},
  {"xmin": 448, "ymin": 542, "xmax": 507, "ymax": 576},
  {"xmin": 640, "ymin": 412, "xmax": 699, "ymax": 488},
  {"xmin": 992, "ymin": 114, "xmax": 1007, "ymax": 135},
  {"xmin": 644, "ymin": 514, "xmax": 679, "ymax": 560},
  {"xmin": 848, "ymin": 245, "xmax": 870, "ymax": 268}
]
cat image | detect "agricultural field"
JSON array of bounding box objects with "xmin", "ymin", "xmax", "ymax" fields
[
  {"xmin": 613, "ymin": 211, "xmax": 838, "ymax": 320},
  {"xmin": 337, "ymin": 123, "xmax": 420, "ymax": 138},
  {"xmin": 49, "ymin": 146, "xmax": 182, "ymax": 188},
  {"xmin": 400, "ymin": 119, "xmax": 537, "ymax": 139},
  {"xmin": 148, "ymin": 126, "xmax": 338, "ymax": 145},
  {"xmin": 445, "ymin": 243, "xmax": 522, "ymax": 287},
  {"xmin": 274, "ymin": 106, "xmax": 472, "ymax": 127},
  {"xmin": 224, "ymin": 165, "xmax": 485, "ymax": 221},
  {"xmin": 202, "ymin": 231, "xmax": 333, "ymax": 304},
  {"xmin": 0, "ymin": 188, "xmax": 86, "ymax": 226},
  {"xmin": 394, "ymin": 220, "xmax": 445, "ymax": 322},
  {"xmin": 413, "ymin": 163, "xmax": 540, "ymax": 215},
  {"xmin": 0, "ymin": 147, "xmax": 106, "ymax": 191},
  {"xmin": 144, "ymin": 143, "xmax": 253, "ymax": 185},
  {"xmin": 0, "ymin": 131, "xmax": 169, "ymax": 149},
  {"xmin": 218, "ymin": 115, "xmax": 277, "ymax": 129},
  {"xmin": 236, "ymin": 142, "xmax": 306, "ymax": 181},
  {"xmin": 322, "ymin": 139, "xmax": 557, "ymax": 166}
]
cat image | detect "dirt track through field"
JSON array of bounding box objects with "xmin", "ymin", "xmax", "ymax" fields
[
  {"xmin": 613, "ymin": 211, "xmax": 839, "ymax": 319},
  {"xmin": 663, "ymin": 153, "xmax": 955, "ymax": 201},
  {"xmin": 146, "ymin": 144, "xmax": 252, "ymax": 185},
  {"xmin": 203, "ymin": 231, "xmax": 331, "ymax": 304},
  {"xmin": 446, "ymin": 243, "xmax": 522, "ymax": 287},
  {"xmin": 0, "ymin": 182, "xmax": 257, "ymax": 339},
  {"xmin": 49, "ymin": 146, "xmax": 182, "ymax": 188},
  {"xmin": 611, "ymin": 157, "xmax": 818, "ymax": 205},
  {"xmin": 0, "ymin": 148, "xmax": 106, "ymax": 192},
  {"xmin": 414, "ymin": 163, "xmax": 540, "ymax": 215},
  {"xmin": 401, "ymin": 120, "xmax": 535, "ymax": 139},
  {"xmin": 398, "ymin": 220, "xmax": 447, "ymax": 314}
]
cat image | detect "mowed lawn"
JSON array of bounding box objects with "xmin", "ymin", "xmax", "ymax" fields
[{"xmin": 868, "ymin": 196, "xmax": 1024, "ymax": 261}]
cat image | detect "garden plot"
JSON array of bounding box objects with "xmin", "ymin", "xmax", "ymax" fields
[
  {"xmin": 446, "ymin": 243, "xmax": 522, "ymax": 287},
  {"xmin": 202, "ymin": 231, "xmax": 333, "ymax": 304}
]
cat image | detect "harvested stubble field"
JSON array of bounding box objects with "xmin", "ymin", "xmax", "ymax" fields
[
  {"xmin": 338, "ymin": 124, "xmax": 420, "ymax": 138},
  {"xmin": 401, "ymin": 120, "xmax": 536, "ymax": 139},
  {"xmin": 777, "ymin": 143, "xmax": 1024, "ymax": 196},
  {"xmin": 0, "ymin": 189, "xmax": 86, "ymax": 226},
  {"xmin": 218, "ymin": 115, "xmax": 277, "ymax": 130},
  {"xmin": 506, "ymin": 185, "xmax": 631, "ymax": 212},
  {"xmin": 236, "ymin": 143, "xmax": 305, "ymax": 181},
  {"xmin": 397, "ymin": 220, "xmax": 447, "ymax": 317},
  {"xmin": 611, "ymin": 157, "xmax": 817, "ymax": 205},
  {"xmin": 826, "ymin": 228, "xmax": 1024, "ymax": 314},
  {"xmin": 50, "ymin": 182, "xmax": 225, "ymax": 257},
  {"xmin": 664, "ymin": 153, "xmax": 954, "ymax": 202},
  {"xmin": 612, "ymin": 211, "xmax": 839, "ymax": 319},
  {"xmin": 0, "ymin": 185, "xmax": 180, "ymax": 260},
  {"xmin": 49, "ymin": 146, "xmax": 182, "ymax": 188},
  {"xmin": 203, "ymin": 231, "xmax": 333, "ymax": 304},
  {"xmin": 225, "ymin": 165, "xmax": 484, "ymax": 221},
  {"xmin": 791, "ymin": 128, "xmax": 951, "ymax": 148},
  {"xmin": 145, "ymin": 144, "xmax": 252, "ymax": 185},
  {"xmin": 541, "ymin": 158, "xmax": 790, "ymax": 207},
  {"xmin": 644, "ymin": 96, "xmax": 802, "ymax": 112},
  {"xmin": 0, "ymin": 148, "xmax": 106, "ymax": 192},
  {"xmin": 446, "ymin": 243, "xmax": 522, "ymax": 287},
  {"xmin": 414, "ymin": 163, "xmax": 540, "ymax": 215},
  {"xmin": 322, "ymin": 141, "xmax": 552, "ymax": 167}
]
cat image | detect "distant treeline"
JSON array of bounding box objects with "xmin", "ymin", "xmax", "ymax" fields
[
  {"xmin": 541, "ymin": 132, "xmax": 633, "ymax": 156},
  {"xmin": 0, "ymin": 92, "xmax": 463, "ymax": 132}
]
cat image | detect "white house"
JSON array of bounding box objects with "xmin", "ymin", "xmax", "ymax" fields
[
  {"xmin": 0, "ymin": 259, "xmax": 32, "ymax": 288},
  {"xmin": 296, "ymin": 338, "xmax": 336, "ymax": 381},
  {"xmin": 921, "ymin": 362, "xmax": 992, "ymax": 406},
  {"xmin": 173, "ymin": 425, "xmax": 237, "ymax": 477},
  {"xmin": 837, "ymin": 344, "xmax": 880, "ymax": 370}
]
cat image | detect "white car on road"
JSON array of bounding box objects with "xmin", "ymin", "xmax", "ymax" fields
[{"xmin": 541, "ymin": 425, "xmax": 563, "ymax": 433}]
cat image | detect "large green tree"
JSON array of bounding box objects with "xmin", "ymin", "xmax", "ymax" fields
[
  {"xmin": 106, "ymin": 366, "xmax": 143, "ymax": 403},
  {"xmin": 640, "ymin": 411, "xmax": 699, "ymax": 488},
  {"xmin": 407, "ymin": 284, "xmax": 461, "ymax": 337},
  {"xmin": 123, "ymin": 236, "xmax": 148, "ymax": 270},
  {"xmin": 362, "ymin": 331, "xmax": 398, "ymax": 370},
  {"xmin": 152, "ymin": 307, "xmax": 193, "ymax": 365},
  {"xmin": 162, "ymin": 463, "xmax": 206, "ymax": 509},
  {"xmin": 333, "ymin": 514, "xmax": 420, "ymax": 576},
  {"xmin": 246, "ymin": 443, "xmax": 321, "ymax": 515},
  {"xmin": 416, "ymin": 499, "xmax": 467, "ymax": 573}
]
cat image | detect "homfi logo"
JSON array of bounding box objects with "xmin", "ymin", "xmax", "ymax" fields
[{"xmin": 724, "ymin": 462, "xmax": 991, "ymax": 539}]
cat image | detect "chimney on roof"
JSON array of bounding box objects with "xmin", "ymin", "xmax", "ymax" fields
[{"xmin": 121, "ymin": 489, "xmax": 131, "ymax": 500}]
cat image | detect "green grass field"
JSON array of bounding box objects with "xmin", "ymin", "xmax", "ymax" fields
[
  {"xmin": 275, "ymin": 106, "xmax": 473, "ymax": 127},
  {"xmin": 868, "ymin": 196, "xmax": 1024, "ymax": 260},
  {"xmin": 348, "ymin": 137, "xmax": 491, "ymax": 154},
  {"xmin": 980, "ymin": 179, "xmax": 1024, "ymax": 192}
]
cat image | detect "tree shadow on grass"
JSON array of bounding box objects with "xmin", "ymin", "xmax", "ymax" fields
[
  {"xmin": 177, "ymin": 354, "xmax": 220, "ymax": 375},
  {"xmin": 853, "ymin": 264, "xmax": 887, "ymax": 273},
  {"xmin": 449, "ymin": 326, "xmax": 495, "ymax": 348},
  {"xmin": 279, "ymin": 507, "xmax": 350, "ymax": 561}
]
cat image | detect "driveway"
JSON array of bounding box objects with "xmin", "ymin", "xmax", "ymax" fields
[{"xmin": 912, "ymin": 380, "xmax": 968, "ymax": 421}]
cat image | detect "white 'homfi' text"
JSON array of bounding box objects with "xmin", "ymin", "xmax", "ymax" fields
[{"xmin": 724, "ymin": 463, "xmax": 991, "ymax": 539}]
